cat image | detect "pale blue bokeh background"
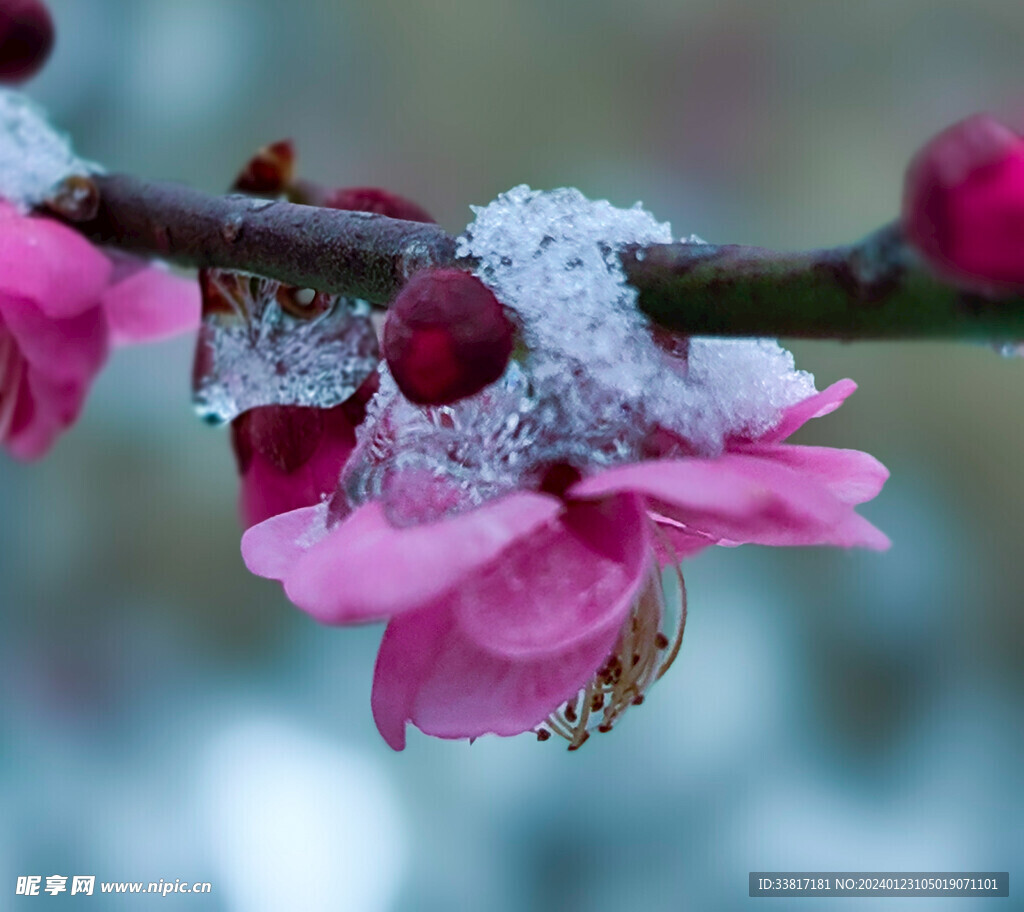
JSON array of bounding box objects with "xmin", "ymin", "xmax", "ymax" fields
[{"xmin": 2, "ymin": 1, "xmax": 1023, "ymax": 909}]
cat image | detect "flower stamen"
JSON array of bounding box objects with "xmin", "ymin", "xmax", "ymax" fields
[{"xmin": 539, "ymin": 519, "xmax": 688, "ymax": 749}]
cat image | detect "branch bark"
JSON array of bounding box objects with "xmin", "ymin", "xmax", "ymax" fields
[
  {"xmin": 621, "ymin": 223, "xmax": 1024, "ymax": 339},
  {"xmin": 68, "ymin": 174, "xmax": 459, "ymax": 304},
  {"xmin": 57, "ymin": 173, "xmax": 1024, "ymax": 340}
]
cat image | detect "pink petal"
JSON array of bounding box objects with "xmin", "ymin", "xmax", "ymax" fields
[
  {"xmin": 571, "ymin": 453, "xmax": 881, "ymax": 549},
  {"xmin": 716, "ymin": 508, "xmax": 890, "ymax": 550},
  {"xmin": 275, "ymin": 493, "xmax": 562, "ymax": 624},
  {"xmin": 0, "ymin": 303, "xmax": 108, "ymax": 459},
  {"xmin": 236, "ymin": 406, "xmax": 357, "ymax": 527},
  {"xmin": 240, "ymin": 504, "xmax": 327, "ymax": 581},
  {"xmin": 821, "ymin": 511, "xmax": 891, "ymax": 550},
  {"xmin": 102, "ymin": 262, "xmax": 201, "ymax": 346},
  {"xmin": 569, "ymin": 458, "xmax": 776, "ymax": 519},
  {"xmin": 371, "ymin": 605, "xmax": 453, "ymax": 751},
  {"xmin": 239, "ymin": 449, "xmax": 342, "ymax": 528},
  {"xmin": 701, "ymin": 453, "xmax": 889, "ymax": 549},
  {"xmin": 453, "ymin": 493, "xmax": 651, "ymax": 657},
  {"xmin": 412, "ymin": 620, "xmax": 621, "ymax": 741},
  {"xmin": 370, "ymin": 493, "xmax": 653, "ymax": 748},
  {"xmin": 5, "ymin": 376, "xmax": 52, "ymax": 459},
  {"xmin": 372, "ymin": 601, "xmax": 622, "ymax": 749},
  {"xmin": 0, "ymin": 208, "xmax": 112, "ymax": 317},
  {"xmin": 752, "ymin": 379, "xmax": 857, "ymax": 444},
  {"xmin": 6, "ymin": 370, "xmax": 83, "ymax": 459},
  {"xmin": 733, "ymin": 443, "xmax": 889, "ymax": 505},
  {"xmin": 1, "ymin": 300, "xmax": 108, "ymax": 383}
]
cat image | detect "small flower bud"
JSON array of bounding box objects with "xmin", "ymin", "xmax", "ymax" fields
[
  {"xmin": 903, "ymin": 113, "xmax": 1024, "ymax": 291},
  {"xmin": 383, "ymin": 269, "xmax": 515, "ymax": 405},
  {"xmin": 0, "ymin": 0, "xmax": 54, "ymax": 83},
  {"xmin": 232, "ymin": 139, "xmax": 295, "ymax": 196},
  {"xmin": 321, "ymin": 186, "xmax": 434, "ymax": 223}
]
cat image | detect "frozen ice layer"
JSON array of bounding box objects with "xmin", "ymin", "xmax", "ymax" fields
[
  {"xmin": 0, "ymin": 89, "xmax": 99, "ymax": 211},
  {"xmin": 340, "ymin": 185, "xmax": 818, "ymax": 525},
  {"xmin": 192, "ymin": 271, "xmax": 379, "ymax": 424}
]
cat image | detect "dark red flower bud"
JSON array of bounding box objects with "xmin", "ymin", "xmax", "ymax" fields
[
  {"xmin": 321, "ymin": 186, "xmax": 435, "ymax": 223},
  {"xmin": 383, "ymin": 269, "xmax": 515, "ymax": 405},
  {"xmin": 0, "ymin": 0, "xmax": 54, "ymax": 82},
  {"xmin": 903, "ymin": 113, "xmax": 1024, "ymax": 291},
  {"xmin": 232, "ymin": 139, "xmax": 295, "ymax": 196}
]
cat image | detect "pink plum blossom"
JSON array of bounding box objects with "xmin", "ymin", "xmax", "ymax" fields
[
  {"xmin": 242, "ymin": 186, "xmax": 889, "ymax": 751},
  {"xmin": 242, "ymin": 378, "xmax": 888, "ymax": 751},
  {"xmin": 0, "ymin": 202, "xmax": 200, "ymax": 459}
]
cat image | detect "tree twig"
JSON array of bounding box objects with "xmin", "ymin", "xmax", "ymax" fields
[
  {"xmin": 621, "ymin": 223, "xmax": 1024, "ymax": 339},
  {"xmin": 65, "ymin": 174, "xmax": 459, "ymax": 305},
  {"xmin": 55, "ymin": 173, "xmax": 1024, "ymax": 340}
]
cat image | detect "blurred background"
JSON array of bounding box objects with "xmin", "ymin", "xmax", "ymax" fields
[{"xmin": 3, "ymin": 0, "xmax": 1023, "ymax": 909}]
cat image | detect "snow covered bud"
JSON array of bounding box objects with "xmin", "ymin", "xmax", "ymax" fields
[
  {"xmin": 382, "ymin": 269, "xmax": 515, "ymax": 405},
  {"xmin": 0, "ymin": 0, "xmax": 54, "ymax": 83},
  {"xmin": 903, "ymin": 113, "xmax": 1024, "ymax": 291}
]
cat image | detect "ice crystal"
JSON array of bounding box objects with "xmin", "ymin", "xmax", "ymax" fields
[
  {"xmin": 0, "ymin": 89, "xmax": 99, "ymax": 211},
  {"xmin": 192, "ymin": 271, "xmax": 378, "ymax": 424}
]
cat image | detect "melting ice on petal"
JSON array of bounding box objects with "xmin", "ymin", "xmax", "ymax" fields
[
  {"xmin": 192, "ymin": 270, "xmax": 379, "ymax": 424},
  {"xmin": 341, "ymin": 185, "xmax": 818, "ymax": 524},
  {"xmin": 0, "ymin": 89, "xmax": 99, "ymax": 211}
]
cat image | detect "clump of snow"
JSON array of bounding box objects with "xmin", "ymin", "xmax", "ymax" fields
[
  {"xmin": 459, "ymin": 185, "xmax": 815, "ymax": 451},
  {"xmin": 342, "ymin": 185, "xmax": 817, "ymax": 524},
  {"xmin": 0, "ymin": 89, "xmax": 99, "ymax": 212}
]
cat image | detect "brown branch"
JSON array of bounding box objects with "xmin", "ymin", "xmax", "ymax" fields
[
  {"xmin": 53, "ymin": 173, "xmax": 1024, "ymax": 339},
  {"xmin": 620, "ymin": 223, "xmax": 1024, "ymax": 339},
  {"xmin": 64, "ymin": 174, "xmax": 459, "ymax": 304}
]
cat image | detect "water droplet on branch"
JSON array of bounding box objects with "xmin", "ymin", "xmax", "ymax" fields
[{"xmin": 220, "ymin": 212, "xmax": 244, "ymax": 244}]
